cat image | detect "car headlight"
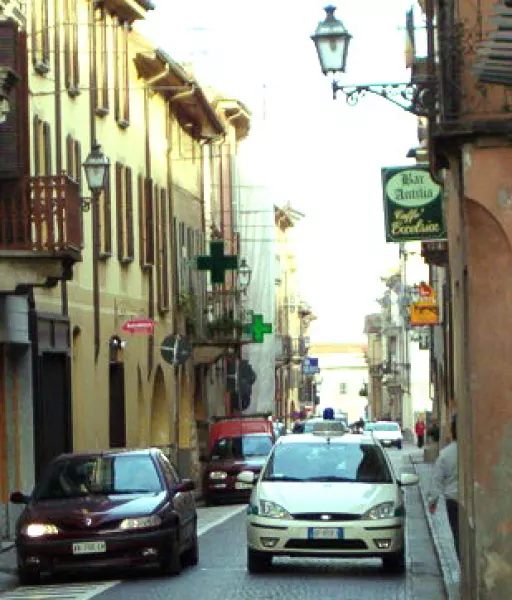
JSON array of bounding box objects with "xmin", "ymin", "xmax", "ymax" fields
[
  {"xmin": 119, "ymin": 515, "xmax": 162, "ymax": 530},
  {"xmin": 209, "ymin": 471, "xmax": 228, "ymax": 479},
  {"xmin": 363, "ymin": 502, "xmax": 396, "ymax": 520},
  {"xmin": 259, "ymin": 500, "xmax": 291, "ymax": 519},
  {"xmin": 22, "ymin": 523, "xmax": 59, "ymax": 538}
]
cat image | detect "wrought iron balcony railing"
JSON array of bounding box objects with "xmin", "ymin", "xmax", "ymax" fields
[{"xmin": 0, "ymin": 175, "xmax": 82, "ymax": 258}]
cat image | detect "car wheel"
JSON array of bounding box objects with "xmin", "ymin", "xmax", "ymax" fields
[
  {"xmin": 247, "ymin": 548, "xmax": 272, "ymax": 573},
  {"xmin": 382, "ymin": 547, "xmax": 405, "ymax": 573},
  {"xmin": 160, "ymin": 533, "xmax": 182, "ymax": 576},
  {"xmin": 182, "ymin": 532, "xmax": 199, "ymax": 567},
  {"xmin": 18, "ymin": 567, "xmax": 41, "ymax": 585}
]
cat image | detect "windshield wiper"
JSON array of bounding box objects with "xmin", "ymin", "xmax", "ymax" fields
[
  {"xmin": 110, "ymin": 489, "xmax": 160, "ymax": 494},
  {"xmin": 263, "ymin": 475, "xmax": 304, "ymax": 482},
  {"xmin": 306, "ymin": 476, "xmax": 353, "ymax": 482}
]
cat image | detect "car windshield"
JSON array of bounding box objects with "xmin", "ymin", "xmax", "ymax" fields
[
  {"xmin": 366, "ymin": 423, "xmax": 400, "ymax": 432},
  {"xmin": 34, "ymin": 454, "xmax": 163, "ymax": 500},
  {"xmin": 262, "ymin": 442, "xmax": 392, "ymax": 484},
  {"xmin": 211, "ymin": 435, "xmax": 272, "ymax": 460}
]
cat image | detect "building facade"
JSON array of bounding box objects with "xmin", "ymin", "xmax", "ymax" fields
[{"xmin": 0, "ymin": 0, "xmax": 254, "ymax": 538}]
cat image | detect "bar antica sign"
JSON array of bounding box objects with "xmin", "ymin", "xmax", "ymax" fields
[{"xmin": 381, "ymin": 165, "xmax": 447, "ymax": 242}]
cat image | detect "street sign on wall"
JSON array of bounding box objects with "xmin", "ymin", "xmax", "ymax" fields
[
  {"xmin": 121, "ymin": 318, "xmax": 155, "ymax": 335},
  {"xmin": 160, "ymin": 335, "xmax": 192, "ymax": 365},
  {"xmin": 381, "ymin": 165, "xmax": 447, "ymax": 242},
  {"xmin": 302, "ymin": 357, "xmax": 320, "ymax": 375}
]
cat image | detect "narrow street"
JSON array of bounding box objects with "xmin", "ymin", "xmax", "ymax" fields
[{"xmin": 0, "ymin": 446, "xmax": 447, "ymax": 600}]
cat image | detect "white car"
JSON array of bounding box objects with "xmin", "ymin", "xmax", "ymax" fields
[
  {"xmin": 364, "ymin": 421, "xmax": 403, "ymax": 449},
  {"xmin": 238, "ymin": 423, "xmax": 418, "ymax": 574}
]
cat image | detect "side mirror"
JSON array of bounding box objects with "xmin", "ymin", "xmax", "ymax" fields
[
  {"xmin": 237, "ymin": 470, "xmax": 256, "ymax": 484},
  {"xmin": 10, "ymin": 491, "xmax": 29, "ymax": 504},
  {"xmin": 176, "ymin": 479, "xmax": 195, "ymax": 493},
  {"xmin": 398, "ymin": 473, "xmax": 419, "ymax": 486}
]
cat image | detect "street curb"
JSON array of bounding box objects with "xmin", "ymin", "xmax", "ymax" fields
[{"xmin": 409, "ymin": 457, "xmax": 460, "ymax": 600}]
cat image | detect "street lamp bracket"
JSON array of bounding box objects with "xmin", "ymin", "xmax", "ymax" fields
[{"xmin": 331, "ymin": 80, "xmax": 434, "ymax": 116}]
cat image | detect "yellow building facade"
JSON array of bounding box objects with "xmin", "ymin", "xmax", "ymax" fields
[{"xmin": 0, "ymin": 0, "xmax": 252, "ymax": 536}]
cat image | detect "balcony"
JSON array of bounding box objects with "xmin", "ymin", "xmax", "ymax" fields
[
  {"xmin": 191, "ymin": 287, "xmax": 253, "ymax": 364},
  {"xmin": 291, "ymin": 336, "xmax": 308, "ymax": 364},
  {"xmin": 0, "ymin": 175, "xmax": 82, "ymax": 291},
  {"xmin": 275, "ymin": 334, "xmax": 292, "ymax": 365}
]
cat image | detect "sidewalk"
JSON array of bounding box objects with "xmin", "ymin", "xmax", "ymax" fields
[
  {"xmin": 0, "ymin": 541, "xmax": 16, "ymax": 594},
  {"xmin": 409, "ymin": 448, "xmax": 460, "ymax": 600}
]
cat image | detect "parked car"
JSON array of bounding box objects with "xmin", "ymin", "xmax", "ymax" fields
[
  {"xmin": 10, "ymin": 448, "xmax": 198, "ymax": 584},
  {"xmin": 238, "ymin": 422, "xmax": 418, "ymax": 574},
  {"xmin": 201, "ymin": 431, "xmax": 274, "ymax": 505},
  {"xmin": 364, "ymin": 421, "xmax": 403, "ymax": 449}
]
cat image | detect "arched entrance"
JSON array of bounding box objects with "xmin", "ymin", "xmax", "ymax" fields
[{"xmin": 150, "ymin": 366, "xmax": 170, "ymax": 447}]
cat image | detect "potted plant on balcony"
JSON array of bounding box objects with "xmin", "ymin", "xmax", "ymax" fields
[
  {"xmin": 177, "ymin": 291, "xmax": 198, "ymax": 335},
  {"xmin": 207, "ymin": 316, "xmax": 245, "ymax": 338}
]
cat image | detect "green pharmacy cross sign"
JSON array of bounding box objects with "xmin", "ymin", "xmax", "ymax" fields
[
  {"xmin": 196, "ymin": 240, "xmax": 239, "ymax": 285},
  {"xmin": 244, "ymin": 313, "xmax": 272, "ymax": 343}
]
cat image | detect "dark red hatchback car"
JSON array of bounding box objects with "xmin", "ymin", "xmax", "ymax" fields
[{"xmin": 10, "ymin": 448, "xmax": 198, "ymax": 584}]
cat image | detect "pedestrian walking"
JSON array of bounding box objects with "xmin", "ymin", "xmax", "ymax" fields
[
  {"xmin": 428, "ymin": 414, "xmax": 459, "ymax": 561},
  {"xmin": 415, "ymin": 417, "xmax": 426, "ymax": 448}
]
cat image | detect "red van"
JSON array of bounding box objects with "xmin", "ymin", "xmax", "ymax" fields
[{"xmin": 201, "ymin": 415, "xmax": 275, "ymax": 505}]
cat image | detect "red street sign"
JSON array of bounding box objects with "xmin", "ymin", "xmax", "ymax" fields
[{"xmin": 121, "ymin": 318, "xmax": 155, "ymax": 335}]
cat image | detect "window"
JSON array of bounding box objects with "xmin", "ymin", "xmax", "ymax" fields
[
  {"xmin": 156, "ymin": 185, "xmax": 170, "ymax": 312},
  {"xmin": 92, "ymin": 3, "xmax": 109, "ymax": 115},
  {"xmin": 339, "ymin": 382, "xmax": 348, "ymax": 395},
  {"xmin": 158, "ymin": 454, "xmax": 179, "ymax": 487},
  {"xmin": 32, "ymin": 0, "xmax": 50, "ymax": 74},
  {"xmin": 63, "ymin": 0, "xmax": 79, "ymax": 95},
  {"xmin": 113, "ymin": 17, "xmax": 129, "ymax": 127},
  {"xmin": 33, "ymin": 116, "xmax": 52, "ymax": 175},
  {"xmin": 115, "ymin": 162, "xmax": 134, "ymax": 262},
  {"xmin": 138, "ymin": 175, "xmax": 154, "ymax": 267}
]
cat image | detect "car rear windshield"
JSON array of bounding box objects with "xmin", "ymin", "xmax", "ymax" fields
[
  {"xmin": 262, "ymin": 442, "xmax": 392, "ymax": 483},
  {"xmin": 34, "ymin": 454, "xmax": 163, "ymax": 499},
  {"xmin": 365, "ymin": 423, "xmax": 400, "ymax": 432},
  {"xmin": 211, "ymin": 435, "xmax": 273, "ymax": 460},
  {"xmin": 303, "ymin": 419, "xmax": 348, "ymax": 433}
]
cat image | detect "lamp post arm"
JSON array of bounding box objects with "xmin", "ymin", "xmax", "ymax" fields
[{"xmin": 331, "ymin": 80, "xmax": 433, "ymax": 116}]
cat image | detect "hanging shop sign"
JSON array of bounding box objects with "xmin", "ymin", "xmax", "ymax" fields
[
  {"xmin": 381, "ymin": 165, "xmax": 446, "ymax": 242},
  {"xmin": 409, "ymin": 302, "xmax": 439, "ymax": 326}
]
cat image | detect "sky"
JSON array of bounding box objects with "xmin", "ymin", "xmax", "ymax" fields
[{"xmin": 137, "ymin": 0, "xmax": 420, "ymax": 343}]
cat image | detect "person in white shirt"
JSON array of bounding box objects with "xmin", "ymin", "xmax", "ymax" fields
[{"xmin": 428, "ymin": 414, "xmax": 459, "ymax": 560}]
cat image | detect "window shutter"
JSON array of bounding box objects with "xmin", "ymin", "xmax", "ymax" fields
[
  {"xmin": 115, "ymin": 162, "xmax": 123, "ymax": 260},
  {"xmin": 103, "ymin": 170, "xmax": 112, "ymax": 255},
  {"xmin": 144, "ymin": 177, "xmax": 154, "ymax": 265},
  {"xmin": 125, "ymin": 167, "xmax": 134, "ymax": 260},
  {"xmin": 138, "ymin": 174, "xmax": 144, "ymax": 267}
]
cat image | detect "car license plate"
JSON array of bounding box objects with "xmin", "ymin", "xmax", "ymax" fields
[
  {"xmin": 235, "ymin": 482, "xmax": 253, "ymax": 490},
  {"xmin": 308, "ymin": 528, "xmax": 343, "ymax": 540},
  {"xmin": 72, "ymin": 541, "xmax": 106, "ymax": 555}
]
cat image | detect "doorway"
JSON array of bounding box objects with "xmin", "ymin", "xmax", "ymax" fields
[
  {"xmin": 35, "ymin": 352, "xmax": 72, "ymax": 477},
  {"xmin": 109, "ymin": 362, "xmax": 126, "ymax": 448}
]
